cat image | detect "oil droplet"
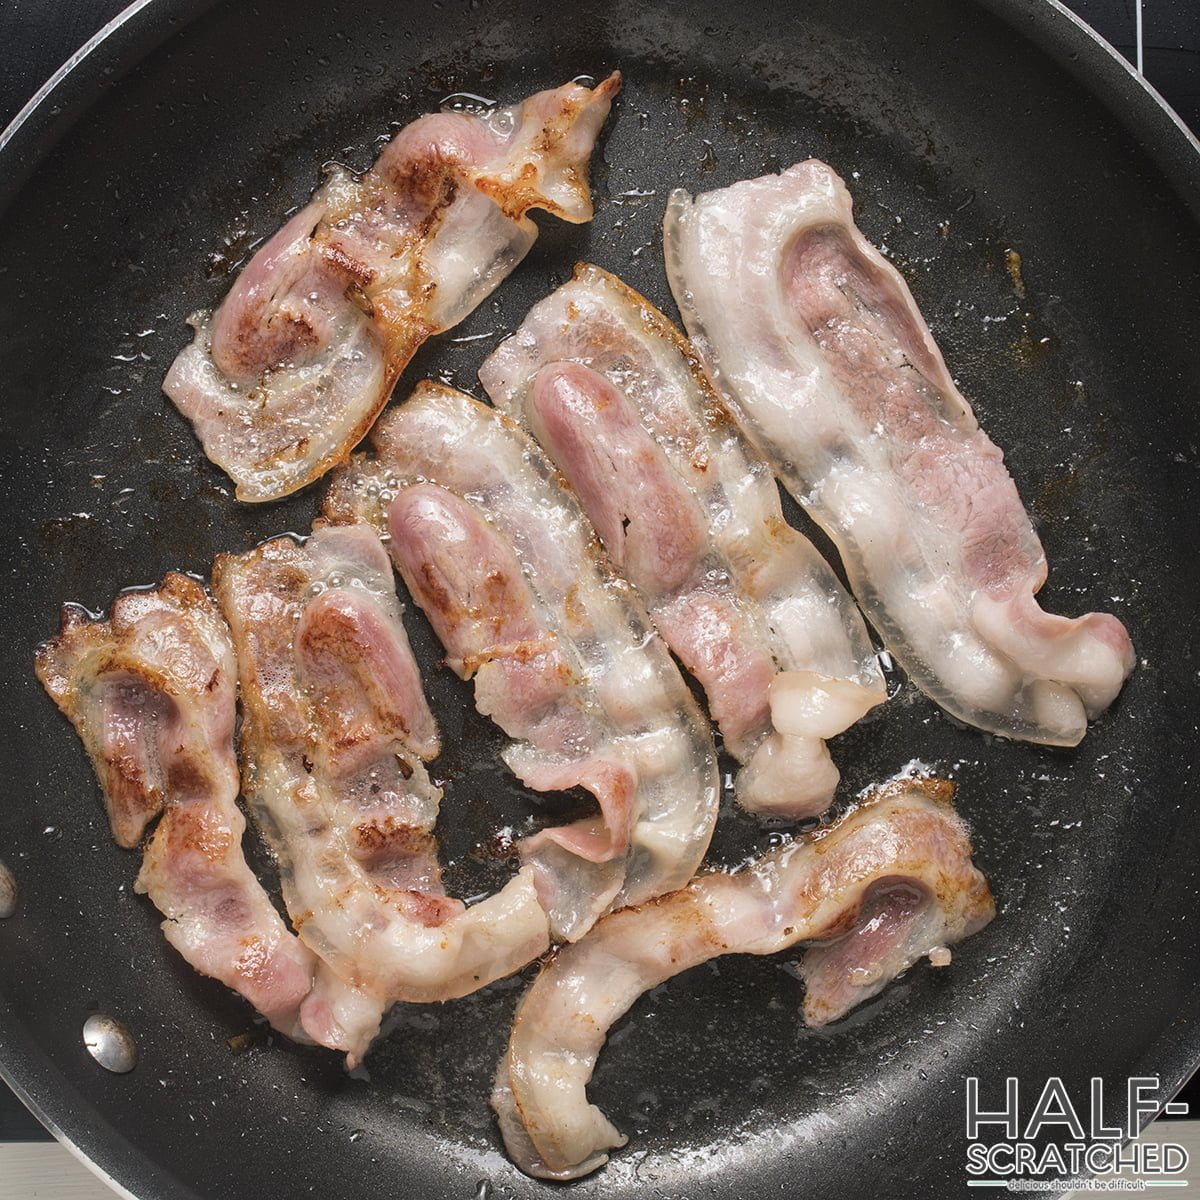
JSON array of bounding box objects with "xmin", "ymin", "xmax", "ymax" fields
[
  {"xmin": 440, "ymin": 92, "xmax": 497, "ymax": 116},
  {"xmin": 448, "ymin": 330, "xmax": 497, "ymax": 345},
  {"xmin": 612, "ymin": 189, "xmax": 657, "ymax": 206}
]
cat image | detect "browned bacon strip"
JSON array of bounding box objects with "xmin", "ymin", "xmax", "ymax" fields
[
  {"xmin": 34, "ymin": 575, "xmax": 316, "ymax": 1037},
  {"xmin": 164, "ymin": 74, "xmax": 620, "ymax": 502},
  {"xmin": 212, "ymin": 522, "xmax": 548, "ymax": 1065}
]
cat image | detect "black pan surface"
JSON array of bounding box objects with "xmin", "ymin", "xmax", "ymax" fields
[{"xmin": 1, "ymin": 2, "xmax": 1198, "ymax": 1197}]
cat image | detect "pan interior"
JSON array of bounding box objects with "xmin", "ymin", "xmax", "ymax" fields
[{"xmin": 0, "ymin": 1, "xmax": 1197, "ymax": 1197}]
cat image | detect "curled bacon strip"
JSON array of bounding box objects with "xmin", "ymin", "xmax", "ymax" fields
[
  {"xmin": 491, "ymin": 778, "xmax": 994, "ymax": 1180},
  {"xmin": 482, "ymin": 263, "xmax": 885, "ymax": 818},
  {"xmin": 324, "ymin": 382, "xmax": 719, "ymax": 944},
  {"xmin": 164, "ymin": 74, "xmax": 620, "ymax": 501},
  {"xmin": 35, "ymin": 574, "xmax": 316, "ymax": 1037},
  {"xmin": 213, "ymin": 522, "xmax": 548, "ymax": 1065}
]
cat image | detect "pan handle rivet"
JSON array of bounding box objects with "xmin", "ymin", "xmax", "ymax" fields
[
  {"xmin": 0, "ymin": 857, "xmax": 16, "ymax": 919},
  {"xmin": 82, "ymin": 1014, "xmax": 138, "ymax": 1074}
]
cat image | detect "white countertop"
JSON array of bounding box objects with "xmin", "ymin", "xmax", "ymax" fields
[{"xmin": 0, "ymin": 1142, "xmax": 123, "ymax": 1199}]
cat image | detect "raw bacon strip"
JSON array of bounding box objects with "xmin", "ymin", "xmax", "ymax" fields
[
  {"xmin": 212, "ymin": 522, "xmax": 548, "ymax": 1066},
  {"xmin": 324, "ymin": 383, "xmax": 719, "ymax": 943},
  {"xmin": 164, "ymin": 74, "xmax": 621, "ymax": 502},
  {"xmin": 481, "ymin": 263, "xmax": 885, "ymax": 817},
  {"xmin": 491, "ymin": 778, "xmax": 994, "ymax": 1180},
  {"xmin": 34, "ymin": 575, "xmax": 316, "ymax": 1037},
  {"xmin": 664, "ymin": 161, "xmax": 1135, "ymax": 746}
]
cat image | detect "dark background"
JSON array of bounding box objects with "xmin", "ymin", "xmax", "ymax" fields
[{"xmin": 0, "ymin": 0, "xmax": 1196, "ymax": 1148}]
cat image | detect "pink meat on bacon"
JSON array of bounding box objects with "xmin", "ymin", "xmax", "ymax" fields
[
  {"xmin": 490, "ymin": 777, "xmax": 995, "ymax": 1180},
  {"xmin": 213, "ymin": 522, "xmax": 548, "ymax": 1066},
  {"xmin": 388, "ymin": 483, "xmax": 638, "ymax": 871},
  {"xmin": 34, "ymin": 574, "xmax": 316, "ymax": 1038},
  {"xmin": 481, "ymin": 263, "xmax": 885, "ymax": 818},
  {"xmin": 324, "ymin": 382, "xmax": 719, "ymax": 944},
  {"xmin": 665, "ymin": 160, "xmax": 1135, "ymax": 746},
  {"xmin": 164, "ymin": 74, "xmax": 620, "ymax": 502}
]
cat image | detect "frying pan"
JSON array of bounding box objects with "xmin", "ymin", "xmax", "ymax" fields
[{"xmin": 1, "ymin": 1, "xmax": 1198, "ymax": 1197}]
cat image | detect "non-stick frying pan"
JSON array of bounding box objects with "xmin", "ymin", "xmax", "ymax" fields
[{"xmin": 1, "ymin": 2, "xmax": 1198, "ymax": 1197}]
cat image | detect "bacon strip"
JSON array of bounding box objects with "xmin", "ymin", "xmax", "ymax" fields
[
  {"xmin": 324, "ymin": 383, "xmax": 719, "ymax": 943},
  {"xmin": 212, "ymin": 522, "xmax": 548, "ymax": 1065},
  {"xmin": 34, "ymin": 574, "xmax": 316, "ymax": 1037},
  {"xmin": 481, "ymin": 263, "xmax": 885, "ymax": 817},
  {"xmin": 664, "ymin": 161, "xmax": 1135, "ymax": 746},
  {"xmin": 164, "ymin": 74, "xmax": 620, "ymax": 502},
  {"xmin": 491, "ymin": 778, "xmax": 995, "ymax": 1180}
]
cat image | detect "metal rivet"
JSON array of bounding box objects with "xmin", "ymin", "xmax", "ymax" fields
[
  {"xmin": 0, "ymin": 857, "xmax": 16, "ymax": 919},
  {"xmin": 82, "ymin": 1014, "xmax": 138, "ymax": 1074}
]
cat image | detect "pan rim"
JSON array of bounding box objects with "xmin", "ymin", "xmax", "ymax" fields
[
  {"xmin": 979, "ymin": 0, "xmax": 1200, "ymax": 216},
  {"xmin": 1007, "ymin": 0, "xmax": 1200, "ymax": 157},
  {"xmin": 0, "ymin": 1051, "xmax": 141, "ymax": 1200},
  {"xmin": 2, "ymin": 0, "xmax": 1198, "ymax": 220},
  {"xmin": 0, "ymin": 1, "xmax": 1197, "ymax": 1198}
]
